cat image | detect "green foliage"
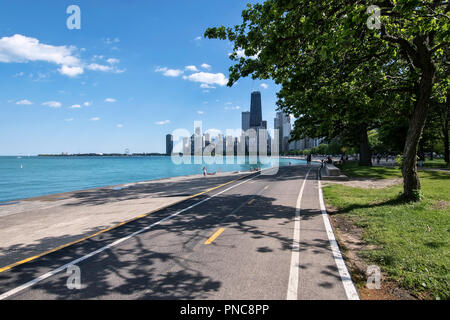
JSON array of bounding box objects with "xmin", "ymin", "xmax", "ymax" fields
[
  {"xmin": 323, "ymin": 170, "xmax": 450, "ymax": 299},
  {"xmin": 396, "ymin": 155, "xmax": 404, "ymax": 168},
  {"xmin": 338, "ymin": 162, "xmax": 403, "ymax": 179},
  {"xmin": 205, "ymin": 0, "xmax": 449, "ymax": 197}
]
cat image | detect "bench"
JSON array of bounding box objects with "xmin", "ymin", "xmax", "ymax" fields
[{"xmin": 325, "ymin": 163, "xmax": 341, "ymax": 176}]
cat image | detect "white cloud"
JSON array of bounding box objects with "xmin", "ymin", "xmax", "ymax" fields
[
  {"xmin": 0, "ymin": 34, "xmax": 124, "ymax": 77},
  {"xmin": 164, "ymin": 69, "xmax": 183, "ymax": 77},
  {"xmin": 225, "ymin": 105, "xmax": 241, "ymax": 111},
  {"xmin": 105, "ymin": 37, "xmax": 120, "ymax": 45},
  {"xmin": 231, "ymin": 48, "xmax": 260, "ymax": 60},
  {"xmin": 104, "ymin": 98, "xmax": 116, "ymax": 103},
  {"xmin": 155, "ymin": 67, "xmax": 183, "ymax": 77},
  {"xmin": 0, "ymin": 34, "xmax": 80, "ymax": 65},
  {"xmin": 107, "ymin": 58, "xmax": 119, "ymax": 64},
  {"xmin": 185, "ymin": 65, "xmax": 199, "ymax": 72},
  {"xmin": 260, "ymin": 83, "xmax": 269, "ymax": 89},
  {"xmin": 0, "ymin": 34, "xmax": 84, "ymax": 77},
  {"xmin": 16, "ymin": 99, "xmax": 33, "ymax": 105},
  {"xmin": 117, "ymin": 124, "xmax": 124, "ymax": 128},
  {"xmin": 83, "ymin": 101, "xmax": 92, "ymax": 107},
  {"xmin": 42, "ymin": 101, "xmax": 62, "ymax": 108},
  {"xmin": 58, "ymin": 65, "xmax": 83, "ymax": 77},
  {"xmin": 87, "ymin": 62, "xmax": 124, "ymax": 74},
  {"xmin": 197, "ymin": 110, "xmax": 204, "ymax": 115},
  {"xmin": 90, "ymin": 117, "xmax": 100, "ymax": 121},
  {"xmin": 65, "ymin": 118, "xmax": 74, "ymax": 122},
  {"xmin": 155, "ymin": 120, "xmax": 170, "ymax": 125},
  {"xmin": 70, "ymin": 104, "xmax": 81, "ymax": 109},
  {"xmin": 200, "ymin": 83, "xmax": 216, "ymax": 89},
  {"xmin": 194, "ymin": 36, "xmax": 202, "ymax": 41},
  {"xmin": 183, "ymin": 72, "xmax": 228, "ymax": 86},
  {"xmin": 201, "ymin": 63, "xmax": 211, "ymax": 70},
  {"xmin": 155, "ymin": 67, "xmax": 167, "ymax": 72},
  {"xmin": 87, "ymin": 63, "xmax": 112, "ymax": 72}
]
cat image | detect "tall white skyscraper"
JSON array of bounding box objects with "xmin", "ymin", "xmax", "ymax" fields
[{"xmin": 274, "ymin": 111, "xmax": 291, "ymax": 153}]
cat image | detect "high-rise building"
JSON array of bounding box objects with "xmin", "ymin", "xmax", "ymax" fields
[
  {"xmin": 204, "ymin": 132, "xmax": 211, "ymax": 147},
  {"xmin": 274, "ymin": 112, "xmax": 291, "ymax": 153},
  {"xmin": 242, "ymin": 111, "xmax": 250, "ymax": 132},
  {"xmin": 249, "ymin": 91, "xmax": 263, "ymax": 128},
  {"xmin": 166, "ymin": 134, "xmax": 173, "ymax": 155},
  {"xmin": 261, "ymin": 120, "xmax": 267, "ymax": 129}
]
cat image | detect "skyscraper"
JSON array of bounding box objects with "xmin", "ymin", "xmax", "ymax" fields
[
  {"xmin": 166, "ymin": 134, "xmax": 173, "ymax": 155},
  {"xmin": 242, "ymin": 111, "xmax": 250, "ymax": 132},
  {"xmin": 274, "ymin": 112, "xmax": 291, "ymax": 153},
  {"xmin": 261, "ymin": 120, "xmax": 267, "ymax": 129},
  {"xmin": 249, "ymin": 91, "xmax": 263, "ymax": 128}
]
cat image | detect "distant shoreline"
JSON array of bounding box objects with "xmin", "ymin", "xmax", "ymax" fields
[{"xmin": 37, "ymin": 153, "xmax": 169, "ymax": 157}]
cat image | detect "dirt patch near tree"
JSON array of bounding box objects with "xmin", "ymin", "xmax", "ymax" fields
[
  {"xmin": 322, "ymin": 177, "xmax": 403, "ymax": 189},
  {"xmin": 327, "ymin": 207, "xmax": 417, "ymax": 300}
]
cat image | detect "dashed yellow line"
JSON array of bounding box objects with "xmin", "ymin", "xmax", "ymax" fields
[
  {"xmin": 0, "ymin": 173, "xmax": 256, "ymax": 274},
  {"xmin": 247, "ymin": 199, "xmax": 255, "ymax": 205},
  {"xmin": 204, "ymin": 228, "xmax": 225, "ymax": 245}
]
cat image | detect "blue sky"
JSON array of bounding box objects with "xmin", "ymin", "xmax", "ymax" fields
[{"xmin": 0, "ymin": 0, "xmax": 280, "ymax": 155}]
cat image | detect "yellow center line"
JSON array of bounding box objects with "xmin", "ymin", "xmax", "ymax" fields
[
  {"xmin": 247, "ymin": 199, "xmax": 255, "ymax": 205},
  {"xmin": 204, "ymin": 228, "xmax": 225, "ymax": 245},
  {"xmin": 0, "ymin": 172, "xmax": 257, "ymax": 274},
  {"xmin": 264, "ymin": 185, "xmax": 269, "ymax": 190}
]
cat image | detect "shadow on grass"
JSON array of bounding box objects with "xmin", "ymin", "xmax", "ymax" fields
[
  {"xmin": 337, "ymin": 163, "xmax": 401, "ymax": 180},
  {"xmin": 327, "ymin": 195, "xmax": 408, "ymax": 215}
]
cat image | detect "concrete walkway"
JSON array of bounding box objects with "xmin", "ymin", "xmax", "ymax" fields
[
  {"xmin": 0, "ymin": 165, "xmax": 358, "ymax": 300},
  {"xmin": 0, "ymin": 171, "xmax": 252, "ymax": 268}
]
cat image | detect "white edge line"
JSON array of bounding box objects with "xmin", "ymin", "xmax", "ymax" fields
[
  {"xmin": 317, "ymin": 169, "xmax": 360, "ymax": 300},
  {"xmin": 0, "ymin": 174, "xmax": 259, "ymax": 300},
  {"xmin": 286, "ymin": 168, "xmax": 311, "ymax": 300}
]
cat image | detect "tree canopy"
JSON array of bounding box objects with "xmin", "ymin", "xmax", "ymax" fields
[{"xmin": 206, "ymin": 0, "xmax": 449, "ymax": 201}]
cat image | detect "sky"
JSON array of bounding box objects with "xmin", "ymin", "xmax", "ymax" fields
[{"xmin": 0, "ymin": 0, "xmax": 280, "ymax": 155}]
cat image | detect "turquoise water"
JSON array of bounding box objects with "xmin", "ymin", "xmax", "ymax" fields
[{"xmin": 0, "ymin": 156, "xmax": 305, "ymax": 202}]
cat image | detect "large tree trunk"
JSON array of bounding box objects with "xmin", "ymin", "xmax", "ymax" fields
[
  {"xmin": 359, "ymin": 123, "xmax": 372, "ymax": 166},
  {"xmin": 444, "ymin": 119, "xmax": 449, "ymax": 164},
  {"xmin": 402, "ymin": 61, "xmax": 435, "ymax": 201}
]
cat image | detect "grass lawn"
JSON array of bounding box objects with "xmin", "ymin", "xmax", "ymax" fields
[
  {"xmin": 323, "ymin": 167, "xmax": 450, "ymax": 300},
  {"xmin": 337, "ymin": 161, "xmax": 403, "ymax": 179},
  {"xmin": 422, "ymin": 159, "xmax": 450, "ymax": 169}
]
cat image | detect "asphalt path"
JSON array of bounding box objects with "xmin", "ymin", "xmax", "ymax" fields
[{"xmin": 0, "ymin": 165, "xmax": 358, "ymax": 300}]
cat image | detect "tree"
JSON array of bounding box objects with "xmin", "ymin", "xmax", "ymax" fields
[{"xmin": 206, "ymin": 0, "xmax": 448, "ymax": 201}]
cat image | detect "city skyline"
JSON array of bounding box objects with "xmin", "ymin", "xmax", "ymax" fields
[{"xmin": 0, "ymin": 0, "xmax": 279, "ymax": 156}]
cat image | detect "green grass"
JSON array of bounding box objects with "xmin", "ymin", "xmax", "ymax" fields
[
  {"xmin": 323, "ymin": 170, "xmax": 450, "ymax": 299},
  {"xmin": 337, "ymin": 162, "xmax": 403, "ymax": 179},
  {"xmin": 422, "ymin": 159, "xmax": 450, "ymax": 169}
]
